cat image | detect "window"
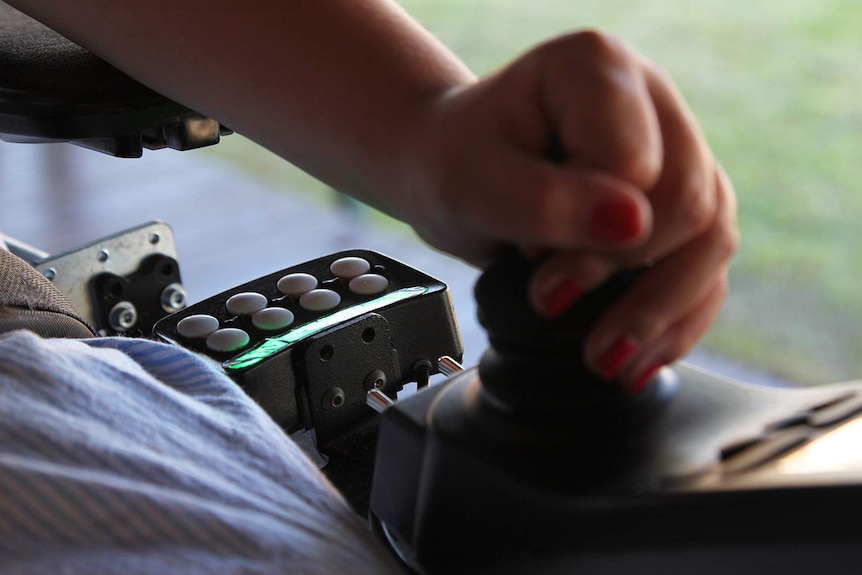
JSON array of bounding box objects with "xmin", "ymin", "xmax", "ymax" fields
[{"xmin": 203, "ymin": 0, "xmax": 861, "ymax": 386}]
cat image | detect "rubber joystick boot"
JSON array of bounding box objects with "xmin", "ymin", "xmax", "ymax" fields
[{"xmin": 474, "ymin": 250, "xmax": 677, "ymax": 424}]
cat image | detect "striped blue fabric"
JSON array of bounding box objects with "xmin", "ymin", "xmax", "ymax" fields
[{"xmin": 0, "ymin": 331, "xmax": 403, "ymax": 574}]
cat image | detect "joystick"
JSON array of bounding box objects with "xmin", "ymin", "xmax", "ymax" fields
[
  {"xmin": 472, "ymin": 250, "xmax": 675, "ymax": 419},
  {"xmin": 370, "ymin": 251, "xmax": 862, "ymax": 574}
]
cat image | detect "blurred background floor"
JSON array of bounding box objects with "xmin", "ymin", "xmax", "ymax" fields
[
  {"xmin": 0, "ymin": 140, "xmax": 488, "ymax": 369},
  {"xmin": 0, "ymin": 139, "xmax": 788, "ymax": 385}
]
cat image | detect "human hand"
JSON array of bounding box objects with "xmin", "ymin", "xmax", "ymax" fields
[{"xmin": 396, "ymin": 30, "xmax": 738, "ymax": 390}]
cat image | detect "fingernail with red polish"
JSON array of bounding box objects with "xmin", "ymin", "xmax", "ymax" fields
[
  {"xmin": 595, "ymin": 336, "xmax": 639, "ymax": 380},
  {"xmin": 590, "ymin": 197, "xmax": 642, "ymax": 243},
  {"xmin": 541, "ymin": 279, "xmax": 582, "ymax": 317},
  {"xmin": 628, "ymin": 363, "xmax": 662, "ymax": 395}
]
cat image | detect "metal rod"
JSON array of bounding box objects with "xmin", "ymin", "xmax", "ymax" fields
[
  {"xmin": 367, "ymin": 388, "xmax": 395, "ymax": 413},
  {"xmin": 438, "ymin": 355, "xmax": 465, "ymax": 377}
]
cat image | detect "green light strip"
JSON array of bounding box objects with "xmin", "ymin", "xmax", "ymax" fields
[{"xmin": 224, "ymin": 286, "xmax": 429, "ymax": 371}]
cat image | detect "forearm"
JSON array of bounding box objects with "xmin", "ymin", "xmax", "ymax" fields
[
  {"xmin": 7, "ymin": 0, "xmax": 476, "ymax": 218},
  {"xmin": 7, "ymin": 1, "xmax": 738, "ymax": 391}
]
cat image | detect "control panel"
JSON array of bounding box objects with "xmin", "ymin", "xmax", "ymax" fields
[{"xmin": 153, "ymin": 249, "xmax": 463, "ymax": 445}]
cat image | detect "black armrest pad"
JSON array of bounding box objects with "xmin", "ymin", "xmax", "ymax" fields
[{"xmin": 0, "ymin": 2, "xmax": 226, "ymax": 156}]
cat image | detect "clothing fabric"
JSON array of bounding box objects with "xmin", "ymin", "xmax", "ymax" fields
[
  {"xmin": 0, "ymin": 248, "xmax": 95, "ymax": 339},
  {"xmin": 0, "ymin": 330, "xmax": 403, "ymax": 574}
]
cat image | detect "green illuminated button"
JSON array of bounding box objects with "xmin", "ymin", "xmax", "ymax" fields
[
  {"xmin": 207, "ymin": 328, "xmax": 250, "ymax": 352},
  {"xmin": 252, "ymin": 307, "xmax": 295, "ymax": 331},
  {"xmin": 300, "ymin": 289, "xmax": 341, "ymax": 311}
]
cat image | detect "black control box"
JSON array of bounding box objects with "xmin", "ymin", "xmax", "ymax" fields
[{"xmin": 153, "ymin": 249, "xmax": 464, "ymax": 444}]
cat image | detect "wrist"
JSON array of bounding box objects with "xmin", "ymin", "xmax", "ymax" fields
[{"xmin": 388, "ymin": 82, "xmax": 475, "ymax": 230}]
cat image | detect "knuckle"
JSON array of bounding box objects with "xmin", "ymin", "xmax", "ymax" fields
[
  {"xmin": 644, "ymin": 59, "xmax": 674, "ymax": 87},
  {"xmin": 567, "ymin": 29, "xmax": 626, "ymax": 64},
  {"xmin": 672, "ymin": 171, "xmax": 715, "ymax": 235},
  {"xmin": 713, "ymin": 219, "xmax": 740, "ymax": 261},
  {"xmin": 627, "ymin": 307, "xmax": 668, "ymax": 345},
  {"xmin": 705, "ymin": 195, "xmax": 740, "ymax": 261},
  {"xmin": 536, "ymin": 29, "xmax": 631, "ymax": 77},
  {"xmin": 619, "ymin": 144, "xmax": 662, "ymax": 190}
]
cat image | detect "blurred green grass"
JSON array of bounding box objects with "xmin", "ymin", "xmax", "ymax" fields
[{"xmin": 205, "ymin": 0, "xmax": 862, "ymax": 385}]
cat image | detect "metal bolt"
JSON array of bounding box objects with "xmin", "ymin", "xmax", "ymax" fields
[
  {"xmin": 97, "ymin": 249, "xmax": 110, "ymax": 262},
  {"xmin": 148, "ymin": 233, "xmax": 161, "ymax": 245},
  {"xmin": 160, "ymin": 282, "xmax": 188, "ymax": 313},
  {"xmin": 108, "ymin": 301, "xmax": 138, "ymax": 332},
  {"xmin": 322, "ymin": 387, "xmax": 346, "ymax": 410},
  {"xmin": 43, "ymin": 268, "xmax": 57, "ymax": 281}
]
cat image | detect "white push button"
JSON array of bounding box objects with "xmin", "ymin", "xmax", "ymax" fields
[
  {"xmin": 277, "ymin": 273, "xmax": 318, "ymax": 296},
  {"xmin": 330, "ymin": 257, "xmax": 371, "ymax": 279},
  {"xmin": 349, "ymin": 273, "xmax": 390, "ymax": 295},
  {"xmin": 176, "ymin": 314, "xmax": 219, "ymax": 339},
  {"xmin": 226, "ymin": 292, "xmax": 268, "ymax": 315},
  {"xmin": 300, "ymin": 289, "xmax": 341, "ymax": 311},
  {"xmin": 252, "ymin": 307, "xmax": 295, "ymax": 331},
  {"xmin": 206, "ymin": 328, "xmax": 250, "ymax": 352}
]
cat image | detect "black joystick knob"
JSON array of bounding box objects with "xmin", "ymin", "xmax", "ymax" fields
[{"xmin": 474, "ymin": 250, "xmax": 675, "ymax": 420}]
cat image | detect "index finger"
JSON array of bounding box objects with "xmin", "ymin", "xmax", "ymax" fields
[{"xmin": 537, "ymin": 31, "xmax": 663, "ymax": 192}]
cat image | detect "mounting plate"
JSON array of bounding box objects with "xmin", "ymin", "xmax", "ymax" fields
[{"xmin": 33, "ymin": 221, "xmax": 180, "ymax": 331}]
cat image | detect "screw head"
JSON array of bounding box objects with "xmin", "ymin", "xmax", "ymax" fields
[
  {"xmin": 160, "ymin": 282, "xmax": 188, "ymax": 313},
  {"xmin": 108, "ymin": 301, "xmax": 138, "ymax": 332},
  {"xmin": 364, "ymin": 370, "xmax": 387, "ymax": 391},
  {"xmin": 322, "ymin": 387, "xmax": 346, "ymax": 411}
]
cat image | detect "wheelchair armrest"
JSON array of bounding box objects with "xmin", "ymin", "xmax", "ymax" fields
[{"xmin": 0, "ymin": 1, "xmax": 230, "ymax": 157}]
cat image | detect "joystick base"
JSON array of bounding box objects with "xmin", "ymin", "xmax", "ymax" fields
[{"xmin": 370, "ymin": 363, "xmax": 862, "ymax": 573}]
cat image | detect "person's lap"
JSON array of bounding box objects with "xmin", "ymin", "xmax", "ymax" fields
[{"xmin": 0, "ymin": 250, "xmax": 402, "ymax": 573}]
